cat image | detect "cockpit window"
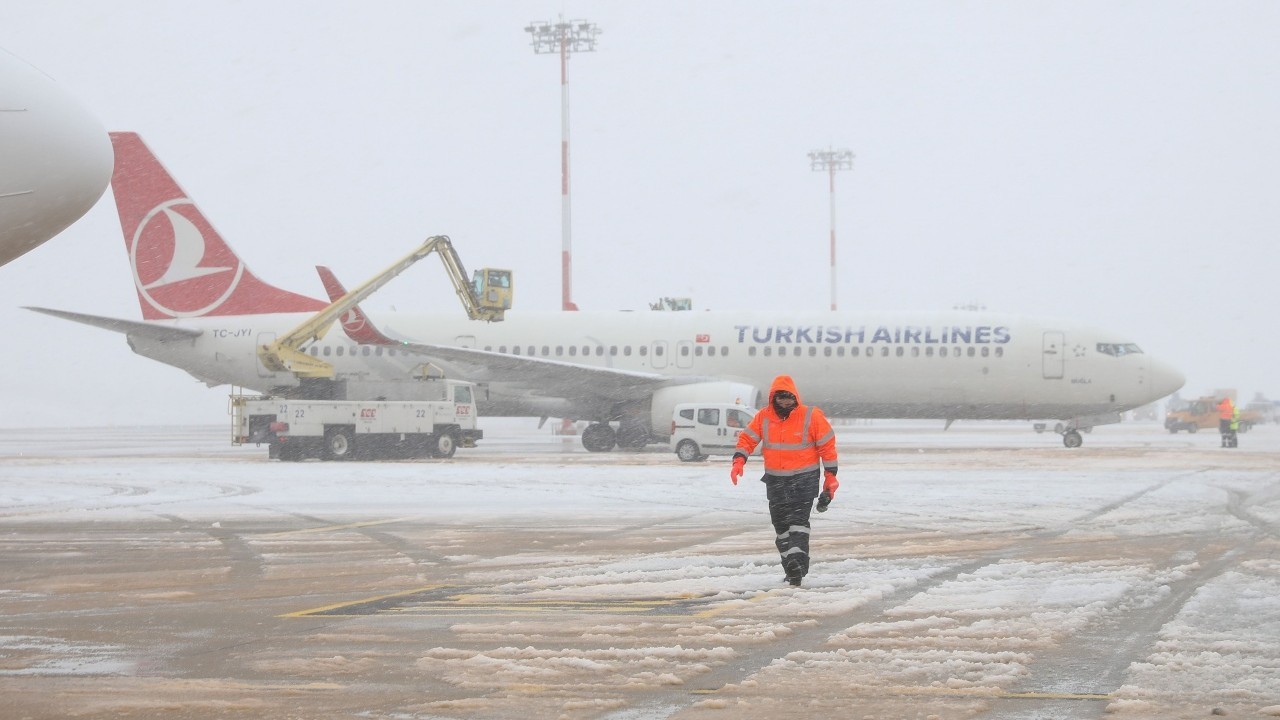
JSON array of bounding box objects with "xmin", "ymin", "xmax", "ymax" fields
[{"xmin": 1096, "ymin": 343, "xmax": 1144, "ymax": 357}]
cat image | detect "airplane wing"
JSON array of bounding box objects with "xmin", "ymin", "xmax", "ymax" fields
[
  {"xmin": 25, "ymin": 307, "xmax": 203, "ymax": 342},
  {"xmin": 312, "ymin": 266, "xmax": 720, "ymax": 401},
  {"xmin": 392, "ymin": 341, "xmax": 716, "ymax": 401}
]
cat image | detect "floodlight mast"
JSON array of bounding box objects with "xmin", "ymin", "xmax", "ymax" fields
[
  {"xmin": 525, "ymin": 16, "xmax": 600, "ymax": 311},
  {"xmin": 808, "ymin": 147, "xmax": 855, "ymax": 311}
]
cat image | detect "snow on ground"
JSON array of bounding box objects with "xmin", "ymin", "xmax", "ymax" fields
[{"xmin": 0, "ymin": 420, "xmax": 1277, "ymax": 718}]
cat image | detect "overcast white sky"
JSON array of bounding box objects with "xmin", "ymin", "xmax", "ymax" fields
[{"xmin": 2, "ymin": 1, "xmax": 1277, "ymax": 427}]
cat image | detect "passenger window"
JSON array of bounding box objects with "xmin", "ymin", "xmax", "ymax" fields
[
  {"xmin": 881, "ymin": 347, "xmax": 889, "ymax": 357},
  {"xmin": 336, "ymin": 346, "xmax": 344, "ymax": 357},
  {"xmin": 640, "ymin": 346, "xmax": 648, "ymax": 356},
  {"xmin": 981, "ymin": 347, "xmax": 989, "ymax": 357},
  {"xmin": 697, "ymin": 409, "xmax": 720, "ymax": 426},
  {"xmin": 499, "ymin": 345, "xmax": 508, "ymax": 354},
  {"xmin": 596, "ymin": 346, "xmax": 604, "ymax": 356},
  {"xmin": 809, "ymin": 347, "xmax": 817, "ymax": 356},
  {"xmin": 610, "ymin": 346, "xmax": 618, "ymax": 356},
  {"xmin": 556, "ymin": 346, "xmax": 564, "ymax": 356},
  {"xmin": 681, "ymin": 346, "xmax": 690, "ymax": 356},
  {"xmin": 569, "ymin": 346, "xmax": 577, "ymax": 356},
  {"xmin": 309, "ymin": 346, "xmax": 318, "ymax": 356},
  {"xmin": 824, "ymin": 347, "xmax": 832, "ymax": 357},
  {"xmin": 749, "ymin": 347, "xmax": 757, "ymax": 357},
  {"xmin": 895, "ymin": 347, "xmax": 904, "ymax": 357},
  {"xmin": 624, "ymin": 346, "xmax": 632, "ymax": 356},
  {"xmin": 995, "ymin": 347, "xmax": 1004, "ymax": 357},
  {"xmin": 375, "ymin": 347, "xmax": 383, "ymax": 356},
  {"xmin": 911, "ymin": 347, "xmax": 919, "ymax": 357},
  {"xmin": 454, "ymin": 386, "xmax": 472, "ymax": 403},
  {"xmin": 968, "ymin": 347, "xmax": 976, "ymax": 357},
  {"xmin": 695, "ymin": 346, "xmax": 703, "ymax": 356},
  {"xmin": 763, "ymin": 347, "xmax": 772, "ymax": 357},
  {"xmin": 654, "ymin": 345, "xmax": 663, "ymax": 356},
  {"xmin": 851, "ymin": 347, "xmax": 859, "ymax": 357},
  {"xmin": 728, "ymin": 410, "xmax": 750, "ymax": 428}
]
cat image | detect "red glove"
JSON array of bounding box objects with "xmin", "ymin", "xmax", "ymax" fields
[
  {"xmin": 817, "ymin": 471, "xmax": 838, "ymax": 512},
  {"xmin": 730, "ymin": 456, "xmax": 745, "ymax": 485}
]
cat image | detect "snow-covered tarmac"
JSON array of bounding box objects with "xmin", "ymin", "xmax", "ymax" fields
[{"xmin": 0, "ymin": 420, "xmax": 1277, "ymax": 719}]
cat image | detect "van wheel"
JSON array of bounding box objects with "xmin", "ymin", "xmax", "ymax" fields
[
  {"xmin": 431, "ymin": 432, "xmax": 457, "ymax": 459},
  {"xmin": 323, "ymin": 427, "xmax": 355, "ymax": 460},
  {"xmin": 676, "ymin": 440, "xmax": 703, "ymax": 462}
]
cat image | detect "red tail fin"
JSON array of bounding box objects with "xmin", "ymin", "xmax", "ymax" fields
[
  {"xmin": 109, "ymin": 132, "xmax": 326, "ymax": 319},
  {"xmin": 315, "ymin": 266, "xmax": 395, "ymax": 345}
]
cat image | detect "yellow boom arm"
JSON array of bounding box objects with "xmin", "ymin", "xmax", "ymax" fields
[{"xmin": 258, "ymin": 235, "xmax": 510, "ymax": 378}]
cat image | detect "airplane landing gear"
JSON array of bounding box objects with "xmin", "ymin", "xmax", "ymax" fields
[
  {"xmin": 1062, "ymin": 429, "xmax": 1083, "ymax": 448},
  {"xmin": 581, "ymin": 423, "xmax": 617, "ymax": 452}
]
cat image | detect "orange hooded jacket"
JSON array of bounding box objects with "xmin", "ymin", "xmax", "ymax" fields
[
  {"xmin": 734, "ymin": 375, "xmax": 838, "ymax": 477},
  {"xmin": 1218, "ymin": 397, "xmax": 1235, "ymax": 420}
]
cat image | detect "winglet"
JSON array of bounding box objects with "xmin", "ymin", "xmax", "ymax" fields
[{"xmin": 315, "ymin": 265, "xmax": 395, "ymax": 345}]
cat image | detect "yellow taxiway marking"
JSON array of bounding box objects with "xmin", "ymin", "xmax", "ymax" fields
[
  {"xmin": 263, "ymin": 517, "xmax": 417, "ymax": 537},
  {"xmin": 280, "ymin": 584, "xmax": 447, "ymax": 618},
  {"xmin": 284, "ymin": 587, "xmax": 705, "ymax": 618}
]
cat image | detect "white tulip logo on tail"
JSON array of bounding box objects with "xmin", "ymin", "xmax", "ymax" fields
[{"xmin": 130, "ymin": 199, "xmax": 245, "ymax": 318}]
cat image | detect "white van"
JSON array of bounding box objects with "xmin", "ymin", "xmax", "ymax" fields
[{"xmin": 671, "ymin": 402, "xmax": 755, "ymax": 462}]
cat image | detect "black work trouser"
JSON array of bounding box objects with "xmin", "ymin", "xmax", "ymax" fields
[{"xmin": 769, "ymin": 498, "xmax": 814, "ymax": 578}]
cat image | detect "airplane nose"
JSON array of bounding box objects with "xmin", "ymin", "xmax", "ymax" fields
[{"xmin": 1147, "ymin": 357, "xmax": 1186, "ymax": 401}]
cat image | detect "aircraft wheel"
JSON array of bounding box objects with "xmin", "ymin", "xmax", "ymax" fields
[
  {"xmin": 676, "ymin": 440, "xmax": 703, "ymax": 462},
  {"xmin": 1063, "ymin": 430, "xmax": 1083, "ymax": 448},
  {"xmin": 581, "ymin": 423, "xmax": 617, "ymax": 452},
  {"xmin": 1188, "ymin": 425, "xmax": 1198, "ymax": 434},
  {"xmin": 431, "ymin": 431, "xmax": 458, "ymax": 459},
  {"xmin": 323, "ymin": 427, "xmax": 356, "ymax": 460}
]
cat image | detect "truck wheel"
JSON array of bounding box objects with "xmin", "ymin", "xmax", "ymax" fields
[
  {"xmin": 675, "ymin": 440, "xmax": 703, "ymax": 462},
  {"xmin": 1187, "ymin": 425, "xmax": 1198, "ymax": 434},
  {"xmin": 431, "ymin": 432, "xmax": 457, "ymax": 459},
  {"xmin": 323, "ymin": 427, "xmax": 355, "ymax": 460}
]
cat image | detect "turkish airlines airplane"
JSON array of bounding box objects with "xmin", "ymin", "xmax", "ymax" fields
[
  {"xmin": 0, "ymin": 48, "xmax": 112, "ymax": 266},
  {"xmin": 29, "ymin": 133, "xmax": 1185, "ymax": 449}
]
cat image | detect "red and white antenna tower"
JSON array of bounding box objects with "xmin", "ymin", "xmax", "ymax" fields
[{"xmin": 525, "ymin": 15, "xmax": 600, "ymax": 311}]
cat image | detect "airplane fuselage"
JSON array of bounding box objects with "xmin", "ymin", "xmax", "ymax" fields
[{"xmin": 132, "ymin": 309, "xmax": 1181, "ymax": 428}]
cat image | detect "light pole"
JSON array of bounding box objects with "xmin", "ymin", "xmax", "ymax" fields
[
  {"xmin": 525, "ymin": 16, "xmax": 600, "ymax": 311},
  {"xmin": 808, "ymin": 147, "xmax": 854, "ymax": 311}
]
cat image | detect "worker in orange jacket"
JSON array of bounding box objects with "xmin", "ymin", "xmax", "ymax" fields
[
  {"xmin": 1217, "ymin": 396, "xmax": 1235, "ymax": 438},
  {"xmin": 730, "ymin": 375, "xmax": 839, "ymax": 587}
]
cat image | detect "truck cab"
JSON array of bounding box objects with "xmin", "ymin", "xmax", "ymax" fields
[{"xmin": 671, "ymin": 402, "xmax": 754, "ymax": 462}]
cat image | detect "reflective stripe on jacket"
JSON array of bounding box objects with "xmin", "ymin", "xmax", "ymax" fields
[{"xmin": 735, "ymin": 375, "xmax": 838, "ymax": 476}]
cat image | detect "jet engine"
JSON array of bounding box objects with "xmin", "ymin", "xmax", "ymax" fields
[{"xmin": 648, "ymin": 382, "xmax": 761, "ymax": 439}]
